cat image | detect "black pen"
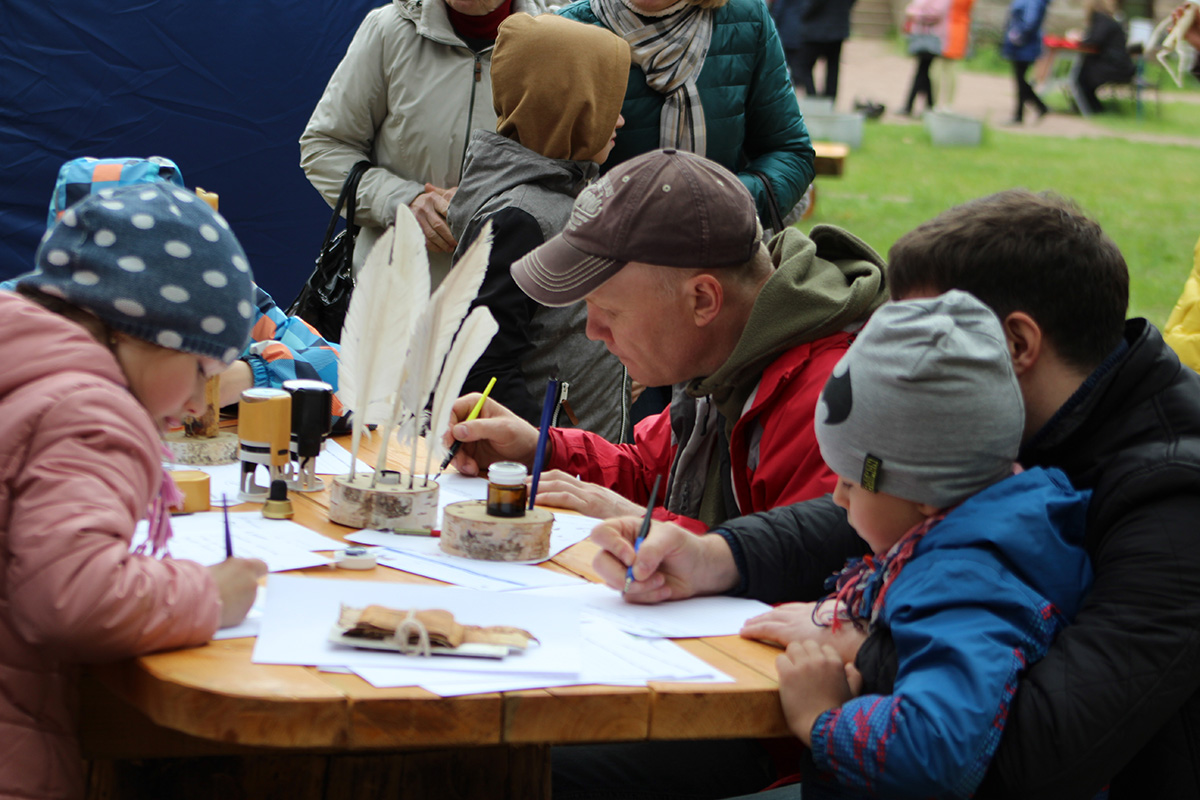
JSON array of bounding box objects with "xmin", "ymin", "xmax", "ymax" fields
[
  {"xmin": 624, "ymin": 474, "xmax": 663, "ymax": 595},
  {"xmin": 437, "ymin": 376, "xmax": 496, "ymax": 478},
  {"xmin": 222, "ymin": 493, "xmax": 233, "ymax": 559}
]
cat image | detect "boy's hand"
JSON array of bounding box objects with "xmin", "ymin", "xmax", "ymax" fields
[
  {"xmin": 742, "ymin": 601, "xmax": 869, "ymax": 664},
  {"xmin": 777, "ymin": 640, "xmax": 861, "ymax": 746}
]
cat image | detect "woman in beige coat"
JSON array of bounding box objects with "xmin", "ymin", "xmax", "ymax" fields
[{"xmin": 300, "ymin": 0, "xmax": 541, "ymax": 287}]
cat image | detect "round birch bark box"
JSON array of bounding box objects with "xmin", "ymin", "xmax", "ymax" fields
[
  {"xmin": 440, "ymin": 501, "xmax": 553, "ymax": 562},
  {"xmin": 163, "ymin": 430, "xmax": 238, "ymax": 466},
  {"xmin": 329, "ymin": 473, "xmax": 438, "ymax": 531}
]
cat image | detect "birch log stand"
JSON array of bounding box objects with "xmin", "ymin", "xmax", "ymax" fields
[
  {"xmin": 329, "ymin": 473, "xmax": 439, "ymax": 532},
  {"xmin": 163, "ymin": 375, "xmax": 238, "ymax": 465},
  {"xmin": 441, "ymin": 501, "xmax": 553, "ymax": 562}
]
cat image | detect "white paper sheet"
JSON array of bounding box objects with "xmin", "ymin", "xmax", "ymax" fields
[
  {"xmin": 352, "ymin": 618, "xmax": 733, "ymax": 695},
  {"xmin": 517, "ymin": 583, "xmax": 772, "ymax": 638},
  {"xmin": 347, "ymin": 520, "xmax": 592, "ymax": 590},
  {"xmin": 356, "ymin": 539, "xmax": 588, "ymax": 591},
  {"xmin": 133, "ymin": 511, "xmax": 334, "ymax": 572},
  {"xmin": 253, "ymin": 574, "xmax": 583, "ymax": 677}
]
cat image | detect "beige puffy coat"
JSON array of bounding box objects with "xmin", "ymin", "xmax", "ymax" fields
[
  {"xmin": 0, "ymin": 293, "xmax": 220, "ymax": 799},
  {"xmin": 300, "ymin": 0, "xmax": 541, "ymax": 285}
]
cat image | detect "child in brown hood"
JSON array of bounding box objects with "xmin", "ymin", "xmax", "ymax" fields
[{"xmin": 447, "ymin": 12, "xmax": 632, "ymax": 443}]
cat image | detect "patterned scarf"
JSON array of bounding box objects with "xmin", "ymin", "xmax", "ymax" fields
[
  {"xmin": 821, "ymin": 510, "xmax": 950, "ymax": 632},
  {"xmin": 590, "ymin": 0, "xmax": 712, "ymax": 156}
]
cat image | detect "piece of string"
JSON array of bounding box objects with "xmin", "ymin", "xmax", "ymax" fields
[{"xmin": 396, "ymin": 611, "xmax": 431, "ymax": 658}]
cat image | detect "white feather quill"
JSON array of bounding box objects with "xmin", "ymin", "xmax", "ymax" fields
[
  {"xmin": 336, "ymin": 211, "xmax": 429, "ymax": 477},
  {"xmin": 423, "ymin": 305, "xmax": 500, "ymax": 477},
  {"xmin": 384, "ymin": 220, "xmax": 494, "ymax": 481}
]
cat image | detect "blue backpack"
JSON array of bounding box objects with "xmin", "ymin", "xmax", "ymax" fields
[{"xmin": 47, "ymin": 155, "xmax": 184, "ymax": 228}]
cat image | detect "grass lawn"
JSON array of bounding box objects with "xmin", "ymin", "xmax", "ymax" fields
[
  {"xmin": 801, "ymin": 121, "xmax": 1199, "ymax": 327},
  {"xmin": 1043, "ymin": 93, "xmax": 1200, "ymax": 139}
]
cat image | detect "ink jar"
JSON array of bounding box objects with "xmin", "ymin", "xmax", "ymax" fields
[{"xmin": 487, "ymin": 462, "xmax": 528, "ymax": 518}]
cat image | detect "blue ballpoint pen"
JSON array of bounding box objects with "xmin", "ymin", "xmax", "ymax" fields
[
  {"xmin": 624, "ymin": 474, "xmax": 663, "ymax": 595},
  {"xmin": 528, "ymin": 374, "xmax": 559, "ymax": 510}
]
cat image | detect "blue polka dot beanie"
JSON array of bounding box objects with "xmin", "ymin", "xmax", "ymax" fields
[{"xmin": 18, "ymin": 182, "xmax": 255, "ymax": 364}]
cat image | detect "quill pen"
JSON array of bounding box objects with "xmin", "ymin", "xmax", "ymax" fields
[
  {"xmin": 425, "ymin": 307, "xmax": 499, "ymax": 478},
  {"xmin": 338, "ymin": 210, "xmax": 428, "ymax": 480}
]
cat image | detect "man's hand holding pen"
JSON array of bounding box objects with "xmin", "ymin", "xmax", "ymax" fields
[
  {"xmin": 588, "ymin": 517, "xmax": 743, "ymax": 604},
  {"xmin": 443, "ymin": 392, "xmax": 541, "ymax": 476}
]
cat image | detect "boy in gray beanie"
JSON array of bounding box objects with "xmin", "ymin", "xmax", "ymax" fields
[{"xmin": 773, "ymin": 290, "xmax": 1094, "ymax": 798}]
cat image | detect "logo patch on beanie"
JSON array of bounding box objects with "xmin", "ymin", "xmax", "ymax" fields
[
  {"xmin": 861, "ymin": 454, "xmax": 881, "ymax": 492},
  {"xmin": 821, "ymin": 366, "xmax": 853, "ymax": 425}
]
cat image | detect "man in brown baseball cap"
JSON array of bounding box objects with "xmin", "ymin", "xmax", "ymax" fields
[{"xmin": 445, "ymin": 148, "xmax": 888, "ymax": 532}]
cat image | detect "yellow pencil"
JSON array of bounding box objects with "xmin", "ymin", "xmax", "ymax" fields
[{"xmin": 437, "ymin": 376, "xmax": 497, "ymax": 476}]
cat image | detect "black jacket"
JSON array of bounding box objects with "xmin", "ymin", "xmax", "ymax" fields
[{"xmin": 717, "ymin": 319, "xmax": 1200, "ymax": 798}]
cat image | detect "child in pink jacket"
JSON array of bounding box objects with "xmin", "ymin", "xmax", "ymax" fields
[{"xmin": 1, "ymin": 182, "xmax": 266, "ymax": 799}]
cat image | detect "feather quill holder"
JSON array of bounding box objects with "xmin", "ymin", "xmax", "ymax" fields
[
  {"xmin": 358, "ymin": 208, "xmax": 432, "ymax": 486},
  {"xmin": 373, "ymin": 219, "xmax": 494, "ymax": 486},
  {"xmin": 335, "ymin": 209, "xmax": 497, "ymax": 493}
]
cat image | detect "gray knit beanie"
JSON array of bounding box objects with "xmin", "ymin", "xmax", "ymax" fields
[
  {"xmin": 814, "ymin": 290, "xmax": 1023, "ymax": 509},
  {"xmin": 17, "ymin": 182, "xmax": 255, "ymax": 363}
]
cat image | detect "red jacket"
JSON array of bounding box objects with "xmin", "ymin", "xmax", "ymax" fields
[{"xmin": 548, "ymin": 332, "xmax": 849, "ymax": 532}]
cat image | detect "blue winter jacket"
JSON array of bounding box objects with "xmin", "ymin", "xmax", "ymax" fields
[
  {"xmin": 1001, "ymin": 0, "xmax": 1049, "ymax": 62},
  {"xmin": 808, "ymin": 467, "xmax": 1094, "ymax": 799},
  {"xmin": 557, "ymin": 0, "xmax": 815, "ymax": 222}
]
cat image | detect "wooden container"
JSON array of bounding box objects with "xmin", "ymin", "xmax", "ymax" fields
[
  {"xmin": 440, "ymin": 500, "xmax": 553, "ymax": 562},
  {"xmin": 163, "ymin": 430, "xmax": 238, "ymax": 465},
  {"xmin": 168, "ymin": 470, "xmax": 211, "ymax": 514},
  {"xmin": 329, "ymin": 473, "xmax": 438, "ymax": 531}
]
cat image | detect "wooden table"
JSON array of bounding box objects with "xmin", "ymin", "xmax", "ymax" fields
[{"xmin": 81, "ymin": 434, "xmax": 789, "ymax": 799}]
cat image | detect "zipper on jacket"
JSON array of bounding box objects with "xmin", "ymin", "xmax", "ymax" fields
[
  {"xmin": 551, "ymin": 381, "xmax": 570, "ymax": 428},
  {"xmin": 458, "ymin": 52, "xmax": 484, "ymax": 181}
]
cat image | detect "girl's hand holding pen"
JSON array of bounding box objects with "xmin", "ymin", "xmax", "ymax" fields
[
  {"xmin": 588, "ymin": 517, "xmax": 742, "ymax": 604},
  {"xmin": 207, "ymin": 557, "xmax": 267, "ymax": 628}
]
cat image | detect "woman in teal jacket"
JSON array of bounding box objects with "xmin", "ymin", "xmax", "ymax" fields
[{"xmin": 557, "ymin": 0, "xmax": 815, "ymax": 227}]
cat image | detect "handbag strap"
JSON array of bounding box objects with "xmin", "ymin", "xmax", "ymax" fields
[
  {"xmin": 320, "ymin": 160, "xmax": 373, "ymax": 251},
  {"xmin": 745, "ymin": 169, "xmax": 784, "ymax": 235}
]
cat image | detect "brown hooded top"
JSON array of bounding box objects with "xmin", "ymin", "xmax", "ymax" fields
[{"xmin": 492, "ymin": 13, "xmax": 632, "ymax": 161}]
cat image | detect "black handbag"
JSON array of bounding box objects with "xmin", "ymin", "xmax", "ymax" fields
[{"xmin": 287, "ymin": 160, "xmax": 373, "ymax": 342}]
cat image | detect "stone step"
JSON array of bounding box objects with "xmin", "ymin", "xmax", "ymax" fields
[{"xmin": 851, "ymin": 0, "xmax": 895, "ymax": 38}]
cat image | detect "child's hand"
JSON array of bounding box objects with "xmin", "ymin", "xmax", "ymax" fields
[
  {"xmin": 777, "ymin": 640, "xmax": 859, "ymax": 746},
  {"xmin": 742, "ymin": 601, "xmax": 869, "ymax": 664},
  {"xmin": 741, "ymin": 602, "xmax": 824, "ymax": 648},
  {"xmin": 208, "ymin": 557, "xmax": 267, "ymax": 628}
]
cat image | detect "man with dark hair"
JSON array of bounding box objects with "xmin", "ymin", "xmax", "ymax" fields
[
  {"xmin": 888, "ymin": 190, "xmax": 1129, "ymax": 370},
  {"xmin": 589, "ymin": 189, "xmax": 1200, "ymax": 798}
]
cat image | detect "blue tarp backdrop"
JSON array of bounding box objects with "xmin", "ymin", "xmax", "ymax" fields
[{"xmin": 1, "ymin": 0, "xmax": 380, "ymax": 305}]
